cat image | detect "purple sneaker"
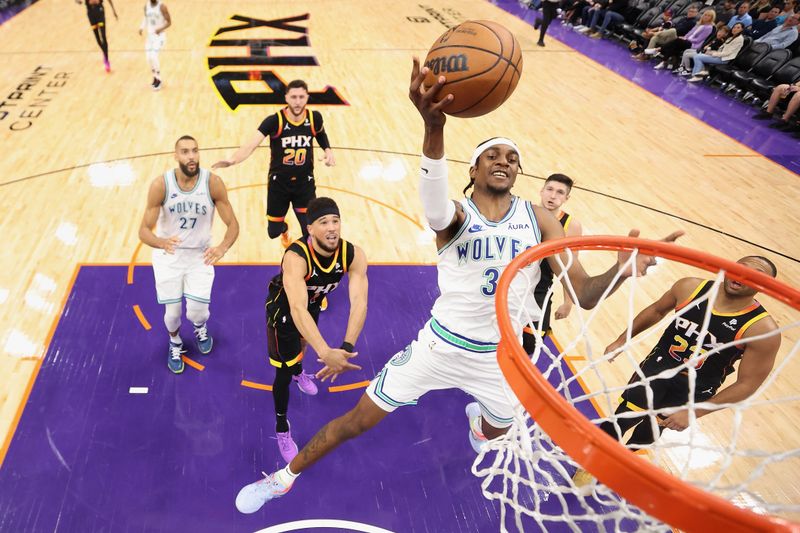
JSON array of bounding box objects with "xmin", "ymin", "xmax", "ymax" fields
[
  {"xmin": 276, "ymin": 430, "xmax": 298, "ymax": 463},
  {"xmin": 293, "ymin": 372, "xmax": 318, "ymax": 395}
]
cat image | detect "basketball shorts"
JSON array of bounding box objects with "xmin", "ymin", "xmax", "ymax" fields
[
  {"xmin": 145, "ymin": 32, "xmax": 166, "ymax": 53},
  {"xmin": 87, "ymin": 5, "xmax": 105, "ymax": 27},
  {"xmin": 366, "ymin": 318, "xmax": 517, "ymax": 429},
  {"xmin": 266, "ymin": 175, "xmax": 316, "ymax": 218},
  {"xmin": 152, "ymin": 247, "xmax": 214, "ymax": 305}
]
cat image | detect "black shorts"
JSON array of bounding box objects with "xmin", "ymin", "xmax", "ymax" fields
[
  {"xmin": 265, "ymin": 298, "xmax": 320, "ymax": 368},
  {"xmin": 621, "ymin": 348, "xmax": 716, "ymax": 410},
  {"xmin": 87, "ymin": 5, "xmax": 105, "ymax": 26},
  {"xmin": 266, "ymin": 175, "xmax": 316, "ymax": 219},
  {"xmin": 522, "ymin": 291, "xmax": 554, "ymax": 354}
]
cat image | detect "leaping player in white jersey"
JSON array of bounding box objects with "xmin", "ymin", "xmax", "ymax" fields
[
  {"xmin": 139, "ymin": 135, "xmax": 239, "ymax": 374},
  {"xmin": 234, "ymin": 58, "xmax": 684, "ymax": 513},
  {"xmin": 138, "ymin": 0, "xmax": 171, "ymax": 91}
]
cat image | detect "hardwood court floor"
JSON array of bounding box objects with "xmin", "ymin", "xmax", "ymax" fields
[{"xmin": 0, "ymin": 0, "xmax": 798, "ymax": 527}]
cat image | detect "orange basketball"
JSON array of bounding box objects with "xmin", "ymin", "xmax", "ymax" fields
[{"xmin": 423, "ymin": 20, "xmax": 523, "ymax": 118}]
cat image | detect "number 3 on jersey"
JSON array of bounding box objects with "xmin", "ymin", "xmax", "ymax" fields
[
  {"xmin": 282, "ymin": 148, "xmax": 307, "ymax": 166},
  {"xmin": 481, "ymin": 267, "xmax": 499, "ymax": 296}
]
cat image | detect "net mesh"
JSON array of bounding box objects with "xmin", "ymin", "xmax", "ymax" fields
[{"xmin": 475, "ymin": 242, "xmax": 800, "ymax": 532}]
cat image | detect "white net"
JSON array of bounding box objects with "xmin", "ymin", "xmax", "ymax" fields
[{"xmin": 475, "ymin": 244, "xmax": 800, "ymax": 532}]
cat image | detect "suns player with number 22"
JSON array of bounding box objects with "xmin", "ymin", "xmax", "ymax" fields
[{"xmin": 233, "ymin": 58, "xmax": 684, "ymax": 514}]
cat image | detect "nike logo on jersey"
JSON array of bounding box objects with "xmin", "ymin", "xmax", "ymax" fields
[
  {"xmin": 421, "ymin": 167, "xmax": 429, "ymax": 174},
  {"xmin": 468, "ymin": 224, "xmax": 484, "ymax": 233}
]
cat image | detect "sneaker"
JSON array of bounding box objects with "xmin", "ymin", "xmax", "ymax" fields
[
  {"xmin": 466, "ymin": 402, "xmax": 488, "ymax": 453},
  {"xmin": 589, "ymin": 31, "xmax": 603, "ymax": 39},
  {"xmin": 653, "ymin": 61, "xmax": 666, "ymax": 70},
  {"xmin": 537, "ymin": 40, "xmax": 545, "ymax": 47},
  {"xmin": 194, "ymin": 323, "xmax": 213, "ymax": 354},
  {"xmin": 320, "ymin": 295, "xmax": 328, "ymax": 311},
  {"xmin": 753, "ymin": 111, "xmax": 773, "ymax": 120},
  {"xmin": 103, "ymin": 59, "xmax": 111, "ymax": 73},
  {"xmin": 696, "ymin": 70, "xmax": 709, "ymax": 77},
  {"xmin": 152, "ymin": 78, "xmax": 162, "ymax": 91},
  {"xmin": 168, "ymin": 342, "xmax": 185, "ymax": 374},
  {"xmin": 643, "ymin": 48, "xmax": 658, "ymax": 55},
  {"xmin": 235, "ymin": 471, "xmax": 293, "ymax": 514},
  {"xmin": 276, "ymin": 429, "xmax": 298, "ymax": 463},
  {"xmin": 688, "ymin": 75, "xmax": 705, "ymax": 83},
  {"xmin": 293, "ymin": 372, "xmax": 318, "ymax": 395},
  {"xmin": 573, "ymin": 24, "xmax": 587, "ymax": 31},
  {"xmin": 577, "ymin": 26, "xmax": 591, "ymax": 33},
  {"xmin": 280, "ymin": 231, "xmax": 292, "ymax": 249}
]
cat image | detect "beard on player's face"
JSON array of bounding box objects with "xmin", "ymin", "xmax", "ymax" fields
[{"xmin": 179, "ymin": 161, "xmax": 199, "ymax": 177}]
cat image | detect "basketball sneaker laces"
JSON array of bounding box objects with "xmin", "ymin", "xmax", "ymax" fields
[
  {"xmin": 169, "ymin": 343, "xmax": 184, "ymax": 361},
  {"xmin": 194, "ymin": 324, "xmax": 209, "ymax": 342}
]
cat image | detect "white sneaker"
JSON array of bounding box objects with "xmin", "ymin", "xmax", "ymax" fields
[
  {"xmin": 653, "ymin": 61, "xmax": 666, "ymax": 70},
  {"xmin": 235, "ymin": 471, "xmax": 293, "ymax": 514},
  {"xmin": 688, "ymin": 75, "xmax": 704, "ymax": 83},
  {"xmin": 577, "ymin": 26, "xmax": 592, "ymax": 33},
  {"xmin": 696, "ymin": 70, "xmax": 709, "ymax": 77},
  {"xmin": 465, "ymin": 402, "xmax": 488, "ymax": 453},
  {"xmin": 644, "ymin": 48, "xmax": 658, "ymax": 55}
]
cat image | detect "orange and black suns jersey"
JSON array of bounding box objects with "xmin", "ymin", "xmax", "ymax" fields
[
  {"xmin": 652, "ymin": 280, "xmax": 771, "ymax": 392},
  {"xmin": 258, "ymin": 108, "xmax": 327, "ymax": 181},
  {"xmin": 266, "ymin": 238, "xmax": 355, "ymax": 327},
  {"xmin": 533, "ymin": 210, "xmax": 572, "ymax": 301}
]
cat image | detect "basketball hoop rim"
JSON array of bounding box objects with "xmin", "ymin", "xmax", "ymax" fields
[{"xmin": 495, "ymin": 235, "xmax": 800, "ymax": 533}]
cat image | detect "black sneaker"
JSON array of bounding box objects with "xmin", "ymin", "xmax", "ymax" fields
[{"xmin": 152, "ymin": 78, "xmax": 162, "ymax": 92}]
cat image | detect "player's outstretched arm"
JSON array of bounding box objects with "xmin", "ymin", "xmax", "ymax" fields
[
  {"xmin": 138, "ymin": 176, "xmax": 180, "ymax": 253},
  {"xmin": 604, "ymin": 278, "xmax": 697, "ymax": 361},
  {"xmin": 212, "ymin": 130, "xmax": 265, "ymax": 169},
  {"xmin": 203, "ymin": 174, "xmax": 239, "ymax": 265},
  {"xmin": 555, "ymin": 219, "xmax": 583, "ymax": 320},
  {"xmin": 661, "ymin": 317, "xmax": 781, "ymax": 431},
  {"xmin": 282, "ymin": 252, "xmax": 362, "ymax": 379}
]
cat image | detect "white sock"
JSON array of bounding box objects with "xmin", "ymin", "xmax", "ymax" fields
[
  {"xmin": 169, "ymin": 334, "xmax": 181, "ymax": 345},
  {"xmin": 276, "ymin": 465, "xmax": 299, "ymax": 485}
]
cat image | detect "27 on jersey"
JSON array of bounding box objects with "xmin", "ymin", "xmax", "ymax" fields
[{"xmin": 156, "ymin": 168, "xmax": 215, "ymax": 250}]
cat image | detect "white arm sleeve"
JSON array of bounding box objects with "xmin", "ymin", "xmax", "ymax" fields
[{"xmin": 419, "ymin": 155, "xmax": 456, "ymax": 231}]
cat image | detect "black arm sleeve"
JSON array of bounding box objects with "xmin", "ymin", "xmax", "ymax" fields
[
  {"xmin": 257, "ymin": 113, "xmax": 278, "ymax": 138},
  {"xmin": 312, "ymin": 111, "xmax": 331, "ymax": 149}
]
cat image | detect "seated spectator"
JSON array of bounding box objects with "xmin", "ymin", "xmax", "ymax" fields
[
  {"xmin": 587, "ymin": 0, "xmax": 630, "ymax": 38},
  {"xmin": 775, "ymin": 0, "xmax": 797, "ymax": 24},
  {"xmin": 756, "ymin": 13, "xmax": 800, "ymax": 48},
  {"xmin": 576, "ymin": 0, "xmax": 609, "ymax": 33},
  {"xmin": 635, "ymin": 6, "xmax": 701, "ymax": 59},
  {"xmin": 687, "ymin": 22, "xmax": 745, "ymax": 81},
  {"xmin": 654, "ymin": 9, "xmax": 717, "ymax": 70},
  {"xmin": 753, "ymin": 82, "xmax": 800, "ymax": 132},
  {"xmin": 727, "ymin": 1, "xmax": 753, "ymax": 29},
  {"xmin": 715, "ymin": 0, "xmax": 737, "ymax": 27},
  {"xmin": 629, "ymin": 8, "xmax": 674, "ymax": 54},
  {"xmin": 749, "ymin": 7, "xmax": 782, "ymax": 39},
  {"xmin": 677, "ymin": 24, "xmax": 731, "ymax": 75},
  {"xmin": 748, "ymin": 0, "xmax": 773, "ymax": 20}
]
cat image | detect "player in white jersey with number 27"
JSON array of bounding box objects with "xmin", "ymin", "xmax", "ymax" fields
[
  {"xmin": 139, "ymin": 135, "xmax": 239, "ymax": 374},
  {"xmin": 138, "ymin": 0, "xmax": 171, "ymax": 91},
  {"xmin": 234, "ymin": 57, "xmax": 683, "ymax": 513}
]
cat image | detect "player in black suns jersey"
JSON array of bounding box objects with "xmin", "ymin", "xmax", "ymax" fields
[
  {"xmin": 262, "ymin": 197, "xmax": 368, "ymax": 463},
  {"xmin": 213, "ymin": 79, "xmax": 335, "ymax": 248}
]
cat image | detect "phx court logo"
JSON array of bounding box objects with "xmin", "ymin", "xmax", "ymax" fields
[{"xmin": 206, "ymin": 14, "xmax": 348, "ymax": 110}]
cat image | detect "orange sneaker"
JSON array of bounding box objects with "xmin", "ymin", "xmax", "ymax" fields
[{"xmin": 280, "ymin": 231, "xmax": 291, "ymax": 249}]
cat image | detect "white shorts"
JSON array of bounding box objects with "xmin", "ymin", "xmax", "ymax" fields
[
  {"xmin": 366, "ymin": 318, "xmax": 517, "ymax": 428},
  {"xmin": 152, "ymin": 248, "xmax": 214, "ymax": 305},
  {"xmin": 145, "ymin": 32, "xmax": 165, "ymax": 53}
]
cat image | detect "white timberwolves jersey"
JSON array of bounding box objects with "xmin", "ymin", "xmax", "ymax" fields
[
  {"xmin": 430, "ymin": 196, "xmax": 542, "ymax": 343},
  {"xmin": 157, "ymin": 168, "xmax": 214, "ymax": 250},
  {"xmin": 144, "ymin": 0, "xmax": 165, "ymax": 33}
]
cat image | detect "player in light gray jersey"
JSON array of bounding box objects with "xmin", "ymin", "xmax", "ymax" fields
[
  {"xmin": 138, "ymin": 0, "xmax": 171, "ymax": 90},
  {"xmin": 139, "ymin": 135, "xmax": 239, "ymax": 373},
  {"xmin": 234, "ymin": 58, "xmax": 683, "ymax": 513}
]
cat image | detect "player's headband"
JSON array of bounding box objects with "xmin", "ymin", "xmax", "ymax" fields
[
  {"xmin": 307, "ymin": 202, "xmax": 340, "ymax": 224},
  {"xmin": 469, "ymin": 137, "xmax": 523, "ymax": 170}
]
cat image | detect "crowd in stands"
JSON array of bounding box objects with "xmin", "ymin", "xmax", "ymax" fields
[{"xmin": 524, "ymin": 0, "xmax": 800, "ymax": 136}]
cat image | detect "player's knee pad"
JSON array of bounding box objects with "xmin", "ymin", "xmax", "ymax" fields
[
  {"xmin": 267, "ymin": 219, "xmax": 288, "ymax": 239},
  {"xmin": 185, "ymin": 299, "xmax": 210, "ymax": 325},
  {"xmin": 163, "ymin": 302, "xmax": 182, "ymax": 332}
]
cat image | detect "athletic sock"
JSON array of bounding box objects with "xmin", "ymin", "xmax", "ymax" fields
[
  {"xmin": 170, "ymin": 333, "xmax": 182, "ymax": 345},
  {"xmin": 275, "ymin": 465, "xmax": 299, "ymax": 486},
  {"xmin": 276, "ymin": 413, "xmax": 289, "ymax": 433}
]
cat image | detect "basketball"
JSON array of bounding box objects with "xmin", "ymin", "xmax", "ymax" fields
[{"xmin": 423, "ymin": 20, "xmax": 523, "ymax": 118}]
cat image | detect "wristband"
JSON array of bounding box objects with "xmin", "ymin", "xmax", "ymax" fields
[{"xmin": 340, "ymin": 342, "xmax": 354, "ymax": 353}]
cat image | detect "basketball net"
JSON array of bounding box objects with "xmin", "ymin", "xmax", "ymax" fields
[{"xmin": 476, "ymin": 236, "xmax": 800, "ymax": 532}]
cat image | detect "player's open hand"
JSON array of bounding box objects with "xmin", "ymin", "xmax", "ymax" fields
[
  {"xmin": 604, "ymin": 337, "xmax": 626, "ymax": 362},
  {"xmin": 319, "ymin": 149, "xmax": 335, "ymax": 167},
  {"xmin": 315, "ymin": 347, "xmax": 361, "ymax": 382},
  {"xmin": 211, "ymin": 159, "xmax": 234, "ymax": 169},
  {"xmin": 617, "ymin": 229, "xmax": 684, "ymax": 278},
  {"xmin": 659, "ymin": 410, "xmax": 690, "ymax": 431},
  {"xmin": 203, "ymin": 245, "xmax": 227, "ymax": 265},
  {"xmin": 160, "ymin": 236, "xmax": 180, "ymax": 254},
  {"xmin": 408, "ymin": 56, "xmax": 452, "ymax": 127}
]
